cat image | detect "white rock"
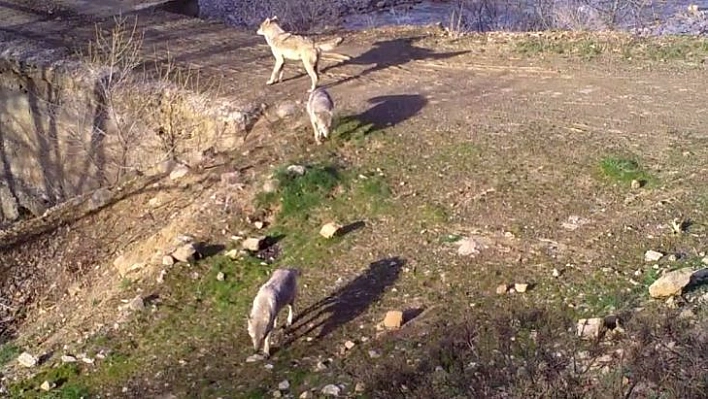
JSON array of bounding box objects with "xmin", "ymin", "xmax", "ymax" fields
[
  {"xmin": 157, "ymin": 269, "xmax": 167, "ymax": 284},
  {"xmin": 576, "ymin": 318, "xmax": 604, "ymax": 339},
  {"xmin": 299, "ymin": 392, "xmax": 313, "ymax": 399},
  {"xmin": 242, "ymin": 237, "xmax": 265, "ymax": 252},
  {"xmin": 514, "ymin": 283, "xmax": 529, "ymax": 293},
  {"xmin": 61, "ymin": 355, "xmax": 77, "ymax": 363},
  {"xmin": 456, "ymin": 237, "xmax": 479, "ymax": 256},
  {"xmin": 169, "ymin": 165, "xmax": 190, "ymax": 180},
  {"xmin": 702, "ymin": 256, "xmax": 708, "ymax": 265},
  {"xmin": 40, "ymin": 381, "xmax": 55, "ymax": 391},
  {"xmin": 162, "ymin": 255, "xmax": 175, "ymax": 266},
  {"xmin": 321, "ymin": 384, "xmax": 341, "ymax": 396},
  {"xmin": 216, "ymin": 272, "xmax": 225, "ymax": 281},
  {"xmin": 278, "ymin": 380, "xmax": 290, "ymax": 391},
  {"xmin": 17, "ymin": 352, "xmax": 38, "ymax": 367},
  {"xmin": 273, "ymin": 391, "xmax": 282, "ymax": 398},
  {"xmin": 344, "ymin": 340, "xmax": 356, "ymax": 350},
  {"xmin": 246, "ymin": 354, "xmax": 264, "ymax": 363},
  {"xmin": 355, "ymin": 382, "xmax": 366, "ymax": 392},
  {"xmin": 649, "ymin": 267, "xmax": 694, "ymax": 298},
  {"xmin": 172, "ymin": 243, "xmax": 198, "ymax": 263},
  {"xmin": 225, "ymin": 249, "xmax": 240, "ymax": 259},
  {"xmin": 644, "ymin": 250, "xmax": 664, "ymax": 262},
  {"xmin": 320, "ymin": 222, "xmax": 342, "ymax": 239},
  {"xmin": 552, "ymin": 268, "xmax": 561, "ymax": 277},
  {"xmin": 286, "ymin": 165, "xmax": 306, "ymax": 176}
]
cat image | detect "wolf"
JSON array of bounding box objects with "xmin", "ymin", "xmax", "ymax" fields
[
  {"xmin": 306, "ymin": 87, "xmax": 335, "ymax": 145},
  {"xmin": 247, "ymin": 268, "xmax": 300, "ymax": 357},
  {"xmin": 256, "ymin": 16, "xmax": 351, "ymax": 92}
]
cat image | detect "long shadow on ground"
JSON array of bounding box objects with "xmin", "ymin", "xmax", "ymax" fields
[
  {"xmin": 323, "ymin": 36, "xmax": 469, "ymax": 87},
  {"xmin": 285, "ymin": 256, "xmax": 405, "ymax": 342}
]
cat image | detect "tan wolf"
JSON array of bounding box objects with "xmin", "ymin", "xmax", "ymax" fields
[
  {"xmin": 247, "ymin": 268, "xmax": 300, "ymax": 357},
  {"xmin": 306, "ymin": 87, "xmax": 335, "ymax": 145},
  {"xmin": 256, "ymin": 16, "xmax": 351, "ymax": 92}
]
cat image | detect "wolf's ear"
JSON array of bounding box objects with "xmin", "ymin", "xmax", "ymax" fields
[{"xmin": 271, "ymin": 16, "xmax": 279, "ymax": 22}]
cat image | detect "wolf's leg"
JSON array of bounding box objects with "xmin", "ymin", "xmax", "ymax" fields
[
  {"xmin": 303, "ymin": 55, "xmax": 319, "ymax": 92},
  {"xmin": 267, "ymin": 56, "xmax": 285, "ymax": 85},
  {"xmin": 263, "ymin": 330, "xmax": 272, "ymax": 357},
  {"xmin": 310, "ymin": 117, "xmax": 322, "ymax": 145},
  {"xmin": 287, "ymin": 303, "xmax": 294, "ymax": 327}
]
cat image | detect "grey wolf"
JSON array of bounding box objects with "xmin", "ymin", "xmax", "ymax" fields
[
  {"xmin": 247, "ymin": 268, "xmax": 300, "ymax": 356},
  {"xmin": 256, "ymin": 16, "xmax": 351, "ymax": 92},
  {"xmin": 306, "ymin": 87, "xmax": 335, "ymax": 144}
]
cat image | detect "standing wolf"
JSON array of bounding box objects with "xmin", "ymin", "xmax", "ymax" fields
[
  {"xmin": 256, "ymin": 16, "xmax": 350, "ymax": 92},
  {"xmin": 247, "ymin": 268, "xmax": 300, "ymax": 357},
  {"xmin": 306, "ymin": 87, "xmax": 335, "ymax": 145}
]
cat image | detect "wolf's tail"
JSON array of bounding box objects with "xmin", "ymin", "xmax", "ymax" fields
[{"xmin": 316, "ymin": 37, "xmax": 351, "ymax": 61}]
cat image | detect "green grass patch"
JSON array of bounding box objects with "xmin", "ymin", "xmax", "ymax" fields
[
  {"xmin": 599, "ymin": 156, "xmax": 656, "ymax": 186},
  {"xmin": 332, "ymin": 115, "xmax": 376, "ymax": 143},
  {"xmin": 8, "ymin": 363, "xmax": 88, "ymax": 399},
  {"xmin": 0, "ymin": 342, "xmax": 20, "ymax": 367}
]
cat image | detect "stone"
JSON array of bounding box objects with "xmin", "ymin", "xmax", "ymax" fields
[
  {"xmin": 299, "ymin": 392, "xmax": 313, "ymax": 399},
  {"xmin": 225, "ymin": 249, "xmax": 240, "ymax": 259},
  {"xmin": 242, "ymin": 237, "xmax": 266, "ymax": 252},
  {"xmin": 383, "ymin": 310, "xmax": 403, "ymax": 330},
  {"xmin": 61, "ymin": 355, "xmax": 77, "ymax": 363},
  {"xmin": 286, "ymin": 165, "xmax": 306, "ymax": 176},
  {"xmin": 262, "ymin": 178, "xmax": 279, "ymax": 193},
  {"xmin": 514, "ymin": 283, "xmax": 529, "ymax": 293},
  {"xmin": 496, "ymin": 284, "xmax": 509, "ymax": 295},
  {"xmin": 156, "ymin": 160, "xmax": 177, "ymax": 175},
  {"xmin": 254, "ymin": 221, "xmax": 265, "ymax": 229},
  {"xmin": 216, "ymin": 272, "xmax": 225, "ymax": 281},
  {"xmin": 169, "ymin": 165, "xmax": 190, "ymax": 180},
  {"xmin": 89, "ymin": 188, "xmax": 112, "ymax": 211},
  {"xmin": 576, "ymin": 318, "xmax": 605, "ymax": 339},
  {"xmin": 321, "ymin": 384, "xmax": 341, "ymax": 396},
  {"xmin": 40, "ymin": 381, "xmax": 55, "ymax": 391},
  {"xmin": 678, "ymin": 309, "xmax": 696, "ymax": 320},
  {"xmin": 17, "ymin": 352, "xmax": 38, "ymax": 367},
  {"xmin": 157, "ymin": 270, "xmax": 167, "ymax": 284},
  {"xmin": 552, "ymin": 268, "xmax": 561, "ymax": 277},
  {"xmin": 276, "ymin": 101, "xmax": 299, "ymax": 119},
  {"xmin": 344, "ymin": 340, "xmax": 356, "ymax": 350},
  {"xmin": 273, "ymin": 391, "xmax": 282, "ymax": 398},
  {"xmin": 172, "ymin": 243, "xmax": 198, "ymax": 263},
  {"xmin": 630, "ymin": 179, "xmax": 642, "ymax": 189},
  {"xmin": 702, "ymin": 256, "xmax": 708, "ymax": 265},
  {"xmin": 148, "ymin": 196, "xmax": 162, "ymax": 208},
  {"xmin": 67, "ymin": 283, "xmax": 81, "ymax": 297},
  {"xmin": 220, "ymin": 171, "xmax": 241, "ymax": 186},
  {"xmin": 162, "ymin": 255, "xmax": 175, "ymax": 266},
  {"xmin": 127, "ymin": 295, "xmax": 145, "ymax": 312},
  {"xmin": 355, "ymin": 382, "xmax": 366, "ymax": 392},
  {"xmin": 246, "ymin": 354, "xmax": 264, "ymax": 363},
  {"xmin": 457, "ymin": 237, "xmax": 480, "ymax": 256},
  {"xmin": 278, "ymin": 380, "xmax": 290, "ymax": 391},
  {"xmin": 644, "ymin": 250, "xmax": 664, "ymax": 262},
  {"xmin": 320, "ymin": 222, "xmax": 342, "ymax": 239},
  {"xmin": 368, "ymin": 350, "xmax": 381, "ymax": 358},
  {"xmin": 649, "ymin": 267, "xmax": 695, "ymax": 298}
]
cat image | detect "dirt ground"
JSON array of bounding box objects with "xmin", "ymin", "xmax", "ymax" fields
[{"xmin": 1, "ymin": 1, "xmax": 708, "ymax": 398}]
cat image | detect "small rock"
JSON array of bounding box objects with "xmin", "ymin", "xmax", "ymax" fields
[
  {"xmin": 273, "ymin": 391, "xmax": 282, "ymax": 398},
  {"xmin": 246, "ymin": 354, "xmax": 264, "ymax": 363},
  {"xmin": 242, "ymin": 237, "xmax": 266, "ymax": 252},
  {"xmin": 457, "ymin": 237, "xmax": 479, "ymax": 256},
  {"xmin": 67, "ymin": 283, "xmax": 81, "ymax": 297},
  {"xmin": 514, "ymin": 283, "xmax": 529, "ymax": 293},
  {"xmin": 496, "ymin": 284, "xmax": 509, "ymax": 295},
  {"xmin": 552, "ymin": 268, "xmax": 561, "ymax": 278},
  {"xmin": 299, "ymin": 392, "xmax": 313, "ymax": 399},
  {"xmin": 276, "ymin": 101, "xmax": 299, "ymax": 119},
  {"xmin": 320, "ymin": 222, "xmax": 342, "ymax": 239},
  {"xmin": 89, "ymin": 188, "xmax": 111, "ymax": 210},
  {"xmin": 156, "ymin": 159, "xmax": 177, "ymax": 175},
  {"xmin": 172, "ymin": 243, "xmax": 198, "ymax": 263},
  {"xmin": 355, "ymin": 382, "xmax": 366, "ymax": 392},
  {"xmin": 161, "ymin": 255, "xmax": 175, "ymax": 266},
  {"xmin": 679, "ymin": 309, "xmax": 696, "ymax": 320},
  {"xmin": 17, "ymin": 352, "xmax": 38, "ymax": 367},
  {"xmin": 286, "ymin": 165, "xmax": 306, "ymax": 176},
  {"xmin": 383, "ymin": 310, "xmax": 403, "ymax": 330},
  {"xmin": 668, "ymin": 254, "xmax": 678, "ymax": 262},
  {"xmin": 702, "ymin": 256, "xmax": 708, "ymax": 265},
  {"xmin": 220, "ymin": 171, "xmax": 241, "ymax": 186},
  {"xmin": 61, "ymin": 355, "xmax": 77, "ymax": 363},
  {"xmin": 368, "ymin": 350, "xmax": 381, "ymax": 358},
  {"xmin": 344, "ymin": 340, "xmax": 356, "ymax": 350},
  {"xmin": 315, "ymin": 361, "xmax": 328, "ymax": 371},
  {"xmin": 321, "ymin": 384, "xmax": 341, "ymax": 396},
  {"xmin": 148, "ymin": 196, "xmax": 162, "ymax": 208},
  {"xmin": 126, "ymin": 295, "xmax": 145, "ymax": 312},
  {"xmin": 278, "ymin": 380, "xmax": 290, "ymax": 391},
  {"xmin": 649, "ymin": 267, "xmax": 695, "ymax": 298},
  {"xmin": 40, "ymin": 381, "xmax": 55, "ymax": 391},
  {"xmin": 630, "ymin": 179, "xmax": 642, "ymax": 189},
  {"xmin": 157, "ymin": 269, "xmax": 167, "ymax": 284},
  {"xmin": 576, "ymin": 318, "xmax": 605, "ymax": 339},
  {"xmin": 262, "ymin": 178, "xmax": 279, "ymax": 193},
  {"xmin": 225, "ymin": 249, "xmax": 240, "ymax": 259},
  {"xmin": 169, "ymin": 165, "xmax": 190, "ymax": 180},
  {"xmin": 644, "ymin": 250, "xmax": 664, "ymax": 262},
  {"xmin": 254, "ymin": 221, "xmax": 265, "ymax": 229},
  {"xmin": 216, "ymin": 272, "xmax": 225, "ymax": 281}
]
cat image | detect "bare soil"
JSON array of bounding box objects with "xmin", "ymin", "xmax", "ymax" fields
[{"xmin": 1, "ymin": 1, "xmax": 708, "ymax": 398}]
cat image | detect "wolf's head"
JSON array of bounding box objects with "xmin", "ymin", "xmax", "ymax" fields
[
  {"xmin": 256, "ymin": 16, "xmax": 280, "ymax": 36},
  {"xmin": 247, "ymin": 315, "xmax": 267, "ymax": 351}
]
